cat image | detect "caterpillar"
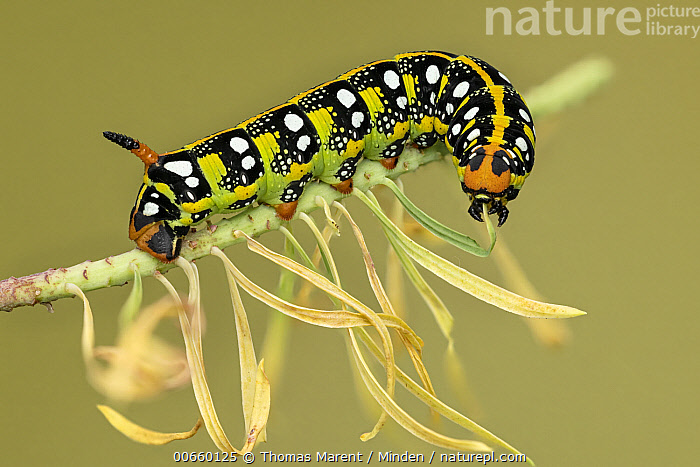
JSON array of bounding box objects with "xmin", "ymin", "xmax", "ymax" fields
[{"xmin": 105, "ymin": 51, "xmax": 535, "ymax": 262}]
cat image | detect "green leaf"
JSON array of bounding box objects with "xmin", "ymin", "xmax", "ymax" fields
[
  {"xmin": 118, "ymin": 264, "xmax": 143, "ymax": 329},
  {"xmin": 378, "ymin": 178, "xmax": 492, "ymax": 257},
  {"xmin": 354, "ymin": 189, "xmax": 585, "ymax": 319}
]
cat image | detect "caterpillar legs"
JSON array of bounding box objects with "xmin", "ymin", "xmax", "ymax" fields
[
  {"xmin": 331, "ymin": 178, "xmax": 354, "ymax": 194},
  {"xmin": 274, "ymin": 200, "xmax": 299, "ymax": 221},
  {"xmin": 468, "ymin": 199, "xmax": 509, "ymax": 227},
  {"xmin": 380, "ymin": 156, "xmax": 399, "ymax": 170}
]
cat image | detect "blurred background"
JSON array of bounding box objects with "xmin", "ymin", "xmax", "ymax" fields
[{"xmin": 2, "ymin": 1, "xmax": 698, "ymax": 465}]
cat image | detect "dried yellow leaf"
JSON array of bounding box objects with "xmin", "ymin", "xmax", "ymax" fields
[{"xmin": 97, "ymin": 405, "xmax": 201, "ymax": 445}]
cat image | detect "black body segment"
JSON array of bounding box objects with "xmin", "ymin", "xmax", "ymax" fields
[
  {"xmin": 341, "ymin": 60, "xmax": 410, "ymax": 161},
  {"xmin": 188, "ymin": 128, "xmax": 265, "ymax": 198},
  {"xmin": 433, "ymin": 55, "xmax": 512, "ymax": 136},
  {"xmin": 292, "ymin": 80, "xmax": 370, "ymax": 183},
  {"xmin": 396, "ymin": 52, "xmax": 455, "ymax": 147}
]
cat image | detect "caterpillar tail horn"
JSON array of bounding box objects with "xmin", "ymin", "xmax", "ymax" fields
[{"xmin": 103, "ymin": 131, "xmax": 159, "ymax": 167}]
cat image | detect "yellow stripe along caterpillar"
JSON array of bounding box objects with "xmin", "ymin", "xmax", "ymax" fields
[{"xmin": 104, "ymin": 51, "xmax": 536, "ymax": 262}]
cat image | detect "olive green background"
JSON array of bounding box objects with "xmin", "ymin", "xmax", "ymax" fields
[{"xmin": 2, "ymin": 1, "xmax": 698, "ymax": 465}]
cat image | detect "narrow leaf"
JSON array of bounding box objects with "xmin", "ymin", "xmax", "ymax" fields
[
  {"xmin": 357, "ymin": 329, "xmax": 535, "ymax": 465},
  {"xmin": 215, "ymin": 247, "xmax": 419, "ymax": 339},
  {"xmin": 66, "ymin": 284, "xmax": 97, "ymax": 373},
  {"xmin": 232, "ymin": 229, "xmax": 397, "ymax": 440},
  {"xmin": 174, "ymin": 275, "xmax": 236, "ymax": 452},
  {"xmin": 213, "ymin": 246, "xmax": 260, "ymax": 439},
  {"xmin": 241, "ymin": 360, "xmax": 271, "ymax": 452},
  {"xmin": 384, "ymin": 224, "xmax": 454, "ymax": 341},
  {"xmin": 355, "ymin": 189, "xmax": 585, "ymax": 319},
  {"xmin": 379, "ymin": 178, "xmax": 490, "ymax": 257},
  {"xmin": 348, "ymin": 329, "xmax": 490, "ymax": 451},
  {"xmin": 279, "ymin": 226, "xmax": 315, "ymax": 271},
  {"xmin": 334, "ymin": 201, "xmax": 434, "ymax": 404},
  {"xmin": 118, "ymin": 264, "xmax": 143, "ymax": 329},
  {"xmin": 97, "ymin": 405, "xmax": 201, "ymax": 445}
]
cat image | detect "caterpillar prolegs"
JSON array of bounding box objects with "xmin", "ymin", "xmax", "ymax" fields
[{"xmin": 105, "ymin": 51, "xmax": 535, "ymax": 262}]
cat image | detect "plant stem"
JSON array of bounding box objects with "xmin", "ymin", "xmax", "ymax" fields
[{"xmin": 0, "ymin": 56, "xmax": 613, "ymax": 312}]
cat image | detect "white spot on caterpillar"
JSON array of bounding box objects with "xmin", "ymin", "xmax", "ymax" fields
[
  {"xmin": 284, "ymin": 113, "xmax": 304, "ymax": 132},
  {"xmin": 429, "ymin": 92, "xmax": 436, "ymax": 105},
  {"xmin": 230, "ymin": 137, "xmax": 249, "ymax": 153},
  {"xmin": 499, "ymin": 71, "xmax": 510, "ymax": 83},
  {"xmin": 297, "ymin": 134, "xmax": 310, "ymax": 151},
  {"xmin": 383, "ymin": 70, "xmax": 400, "ymax": 89},
  {"xmin": 446, "ymin": 103, "xmax": 454, "ymax": 115},
  {"xmin": 185, "ymin": 177, "xmax": 199, "ymax": 188},
  {"xmin": 426, "ymin": 65, "xmax": 440, "ymax": 84},
  {"xmin": 351, "ymin": 111, "xmax": 364, "ymax": 128},
  {"xmin": 143, "ymin": 202, "xmax": 159, "ymax": 216},
  {"xmin": 516, "ymin": 137, "xmax": 528, "ymax": 152},
  {"xmin": 451, "ymin": 123, "xmax": 461, "ymax": 136},
  {"xmin": 186, "ymin": 191, "xmax": 195, "ymax": 201},
  {"xmin": 164, "ymin": 160, "xmax": 193, "ymax": 177},
  {"xmin": 467, "ymin": 128, "xmax": 480, "ymax": 141},
  {"xmin": 396, "ymin": 96, "xmax": 407, "ymax": 109},
  {"xmin": 519, "ymin": 108, "xmax": 531, "ymax": 122},
  {"xmin": 453, "ymin": 81, "xmax": 470, "ymax": 98},
  {"xmin": 241, "ymin": 155, "xmax": 256, "ymax": 170},
  {"xmin": 336, "ymin": 89, "xmax": 356, "ymax": 108},
  {"xmin": 464, "ymin": 107, "xmax": 479, "ymax": 120},
  {"xmin": 151, "ymin": 192, "xmax": 159, "ymax": 198}
]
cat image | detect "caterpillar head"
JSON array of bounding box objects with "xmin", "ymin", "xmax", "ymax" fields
[
  {"xmin": 104, "ymin": 131, "xmax": 182, "ymax": 262},
  {"xmin": 462, "ymin": 144, "xmax": 518, "ymax": 227},
  {"xmin": 128, "ymin": 216, "xmax": 182, "ymax": 262}
]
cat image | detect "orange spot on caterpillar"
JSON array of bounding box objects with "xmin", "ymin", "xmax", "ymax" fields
[
  {"xmin": 331, "ymin": 178, "xmax": 354, "ymax": 194},
  {"xmin": 380, "ymin": 156, "xmax": 399, "ymax": 170},
  {"xmin": 274, "ymin": 200, "xmax": 299, "ymax": 221}
]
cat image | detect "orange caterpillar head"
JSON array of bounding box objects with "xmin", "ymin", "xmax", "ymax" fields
[{"xmin": 463, "ymin": 144, "xmax": 519, "ymax": 227}]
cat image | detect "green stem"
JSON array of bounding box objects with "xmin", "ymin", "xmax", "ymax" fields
[
  {"xmin": 0, "ymin": 147, "xmax": 442, "ymax": 312},
  {"xmin": 0, "ymin": 56, "xmax": 612, "ymax": 312}
]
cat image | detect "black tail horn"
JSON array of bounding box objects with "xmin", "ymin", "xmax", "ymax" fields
[{"xmin": 103, "ymin": 131, "xmax": 140, "ymax": 151}]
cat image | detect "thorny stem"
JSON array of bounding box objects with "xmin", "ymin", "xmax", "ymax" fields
[{"xmin": 0, "ymin": 56, "xmax": 613, "ymax": 312}]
